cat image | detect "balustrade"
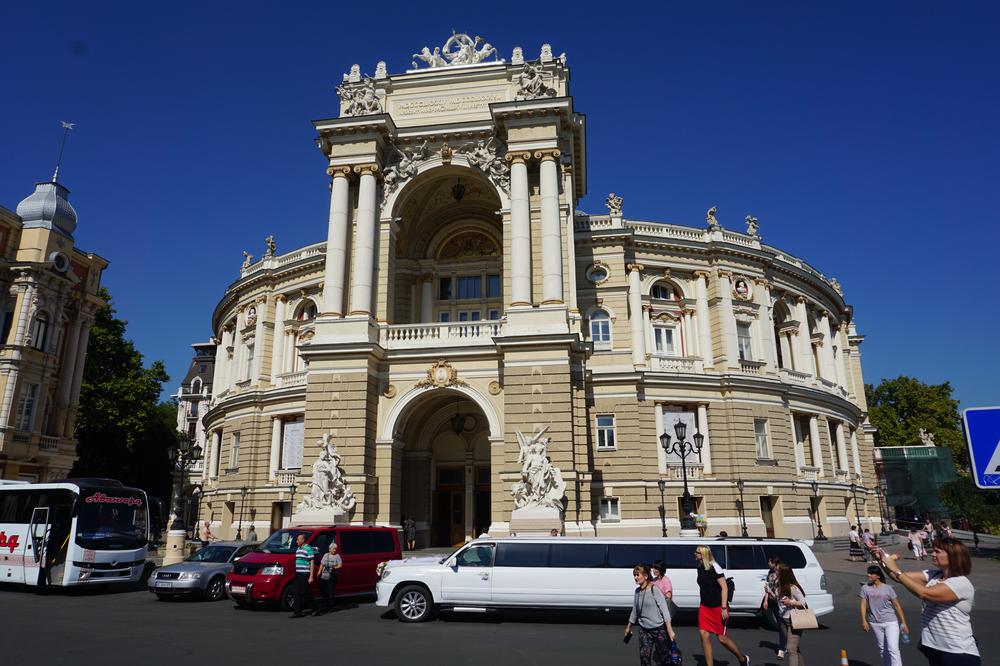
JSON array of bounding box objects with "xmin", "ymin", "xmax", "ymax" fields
[{"xmin": 380, "ymin": 320, "xmax": 504, "ymax": 349}]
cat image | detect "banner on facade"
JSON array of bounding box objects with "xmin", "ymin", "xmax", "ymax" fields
[
  {"xmin": 661, "ymin": 409, "xmax": 700, "ymax": 464},
  {"xmin": 281, "ymin": 419, "xmax": 304, "ymax": 470}
]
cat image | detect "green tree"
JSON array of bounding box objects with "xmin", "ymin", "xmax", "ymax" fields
[
  {"xmin": 865, "ymin": 375, "xmax": 966, "ymax": 466},
  {"xmin": 939, "ymin": 474, "xmax": 1000, "ymax": 535},
  {"xmin": 71, "ymin": 287, "xmax": 176, "ymax": 502}
]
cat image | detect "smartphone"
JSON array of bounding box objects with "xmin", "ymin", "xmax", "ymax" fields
[{"xmin": 623, "ymin": 633, "xmax": 633, "ymax": 644}]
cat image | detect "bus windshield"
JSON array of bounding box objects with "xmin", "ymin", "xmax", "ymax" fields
[{"xmin": 76, "ymin": 488, "xmax": 148, "ymax": 550}]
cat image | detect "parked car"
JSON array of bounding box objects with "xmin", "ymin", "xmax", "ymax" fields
[
  {"xmin": 149, "ymin": 541, "xmax": 256, "ymax": 601},
  {"xmin": 375, "ymin": 536, "xmax": 833, "ymax": 623},
  {"xmin": 226, "ymin": 525, "xmax": 401, "ymax": 611}
]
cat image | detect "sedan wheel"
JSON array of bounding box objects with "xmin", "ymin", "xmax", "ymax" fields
[
  {"xmin": 395, "ymin": 585, "xmax": 433, "ymax": 623},
  {"xmin": 206, "ymin": 576, "xmax": 226, "ymax": 601}
]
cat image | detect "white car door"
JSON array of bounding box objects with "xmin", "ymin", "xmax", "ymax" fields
[{"xmin": 439, "ymin": 544, "xmax": 494, "ymax": 603}]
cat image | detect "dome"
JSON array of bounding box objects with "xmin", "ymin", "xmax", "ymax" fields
[{"xmin": 16, "ymin": 180, "xmax": 77, "ymax": 237}]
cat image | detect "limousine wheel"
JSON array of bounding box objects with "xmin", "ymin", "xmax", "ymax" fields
[{"xmin": 395, "ymin": 585, "xmax": 433, "ymax": 623}]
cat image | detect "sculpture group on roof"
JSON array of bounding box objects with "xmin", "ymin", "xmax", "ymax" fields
[{"xmin": 412, "ymin": 32, "xmax": 499, "ymax": 69}]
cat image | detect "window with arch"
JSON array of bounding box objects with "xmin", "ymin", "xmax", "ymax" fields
[
  {"xmin": 30, "ymin": 314, "xmax": 49, "ymax": 351},
  {"xmin": 589, "ymin": 310, "xmax": 612, "ymax": 347},
  {"xmin": 297, "ymin": 301, "xmax": 318, "ymax": 321},
  {"xmin": 650, "ymin": 281, "xmax": 678, "ymax": 301}
]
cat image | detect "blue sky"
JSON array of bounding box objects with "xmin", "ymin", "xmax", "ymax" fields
[{"xmin": 1, "ymin": 2, "xmax": 997, "ymax": 408}]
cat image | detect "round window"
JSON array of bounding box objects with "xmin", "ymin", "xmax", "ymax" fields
[{"xmin": 587, "ymin": 265, "xmax": 609, "ymax": 284}]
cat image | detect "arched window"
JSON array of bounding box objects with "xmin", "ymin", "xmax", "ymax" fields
[
  {"xmin": 296, "ymin": 301, "xmax": 317, "ymax": 321},
  {"xmin": 191, "ymin": 377, "xmax": 203, "ymax": 394},
  {"xmin": 30, "ymin": 314, "xmax": 49, "ymax": 351},
  {"xmin": 589, "ymin": 310, "xmax": 612, "ymax": 347},
  {"xmin": 650, "ymin": 281, "xmax": 678, "ymax": 301},
  {"xmin": 773, "ymin": 301, "xmax": 791, "ymax": 369}
]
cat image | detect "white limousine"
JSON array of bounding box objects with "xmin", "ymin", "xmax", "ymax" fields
[{"xmin": 376, "ymin": 537, "xmax": 834, "ymax": 623}]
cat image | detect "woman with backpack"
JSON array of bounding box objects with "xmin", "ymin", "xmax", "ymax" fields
[
  {"xmin": 776, "ymin": 564, "xmax": 809, "ymax": 666},
  {"xmin": 624, "ymin": 563, "xmax": 674, "ymax": 665},
  {"xmin": 695, "ymin": 545, "xmax": 751, "ymax": 666}
]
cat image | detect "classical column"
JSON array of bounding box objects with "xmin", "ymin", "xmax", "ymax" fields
[
  {"xmin": 269, "ymin": 417, "xmax": 282, "ymax": 480},
  {"xmin": 322, "ymin": 166, "xmax": 351, "ymax": 316},
  {"xmin": 808, "ymin": 416, "xmax": 823, "ymax": 474},
  {"xmin": 835, "ymin": 421, "xmax": 849, "ymax": 472},
  {"xmin": 790, "ymin": 413, "xmax": 802, "ymax": 473},
  {"xmin": 834, "ymin": 322, "xmax": 849, "ymax": 387},
  {"xmin": 55, "ymin": 318, "xmax": 83, "ymax": 435},
  {"xmin": 284, "ymin": 330, "xmax": 296, "ymax": 373},
  {"xmin": 508, "ymin": 153, "xmax": 532, "ymax": 306},
  {"xmin": 537, "ymin": 150, "xmax": 564, "ymax": 304},
  {"xmin": 0, "ymin": 279, "xmax": 35, "ymax": 430},
  {"xmin": 230, "ymin": 310, "xmax": 244, "ymax": 388},
  {"xmin": 252, "ymin": 297, "xmax": 266, "ymax": 381},
  {"xmin": 627, "ymin": 264, "xmax": 646, "ymax": 367},
  {"xmin": 717, "ymin": 271, "xmax": 739, "ymax": 367},
  {"xmin": 779, "ymin": 333, "xmax": 794, "ymax": 371},
  {"xmin": 697, "ymin": 403, "xmax": 713, "ymax": 475},
  {"xmin": 642, "ymin": 305, "xmax": 652, "ymax": 356},
  {"xmin": 756, "ymin": 279, "xmax": 777, "ymax": 369},
  {"xmin": 270, "ymin": 295, "xmax": 287, "ymax": 380},
  {"xmin": 420, "ymin": 274, "xmax": 434, "ymax": 323},
  {"xmin": 795, "ymin": 297, "xmax": 813, "ymax": 374},
  {"xmin": 64, "ymin": 319, "xmax": 93, "ymax": 436},
  {"xmin": 350, "ymin": 165, "xmax": 378, "ymax": 316},
  {"xmin": 694, "ymin": 271, "xmax": 713, "ymax": 368},
  {"xmin": 818, "ymin": 312, "xmax": 835, "ymax": 379},
  {"xmin": 655, "ymin": 402, "xmax": 666, "ymax": 475},
  {"xmin": 682, "ymin": 310, "xmax": 695, "ymax": 357},
  {"xmin": 210, "ymin": 430, "xmax": 222, "ymax": 479},
  {"xmin": 222, "ymin": 326, "xmax": 235, "ymax": 390},
  {"xmin": 850, "ymin": 428, "xmax": 862, "ymax": 478}
]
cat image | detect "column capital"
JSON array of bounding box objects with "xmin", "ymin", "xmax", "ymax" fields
[
  {"xmin": 717, "ymin": 269, "xmax": 733, "ymax": 279},
  {"xmin": 693, "ymin": 270, "xmax": 711, "ymax": 281},
  {"xmin": 275, "ymin": 294, "xmax": 287, "ymax": 303},
  {"xmin": 504, "ymin": 151, "xmax": 532, "ymax": 165},
  {"xmin": 533, "ymin": 148, "xmax": 561, "ymax": 161},
  {"xmin": 326, "ymin": 165, "xmax": 352, "ymax": 178},
  {"xmin": 256, "ymin": 295, "xmax": 268, "ymax": 305},
  {"xmin": 353, "ymin": 163, "xmax": 380, "ymax": 176},
  {"xmin": 796, "ymin": 295, "xmax": 808, "ymax": 305},
  {"xmin": 642, "ymin": 304, "xmax": 651, "ymax": 313},
  {"xmin": 626, "ymin": 263, "xmax": 645, "ymax": 274},
  {"xmin": 755, "ymin": 277, "xmax": 773, "ymax": 288},
  {"xmin": 420, "ymin": 273, "xmax": 435, "ymax": 283}
]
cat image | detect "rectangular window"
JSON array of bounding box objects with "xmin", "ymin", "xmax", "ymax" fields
[
  {"xmin": 737, "ymin": 322, "xmax": 753, "ymax": 361},
  {"xmin": 338, "ymin": 530, "xmax": 396, "ymax": 555},
  {"xmin": 438, "ymin": 277, "xmax": 452, "ymax": 301},
  {"xmin": 486, "ymin": 274, "xmax": 501, "ymax": 298},
  {"xmin": 438, "ymin": 312, "xmax": 451, "ymax": 323},
  {"xmin": 590, "ymin": 314, "xmax": 611, "ymax": 345},
  {"xmin": 652, "ymin": 325, "xmax": 676, "ymax": 355},
  {"xmin": 549, "ymin": 543, "xmax": 607, "ymax": 568},
  {"xmin": 457, "ymin": 310, "xmax": 481, "ymax": 322},
  {"xmin": 14, "ymin": 384, "xmax": 38, "ymax": 431},
  {"xmin": 230, "ymin": 432, "xmax": 241, "ymax": 468},
  {"xmin": 595, "ymin": 414, "xmax": 616, "ymax": 450},
  {"xmin": 281, "ymin": 418, "xmax": 305, "ymax": 469},
  {"xmin": 754, "ymin": 419, "xmax": 771, "ymax": 459},
  {"xmin": 488, "ymin": 309, "xmax": 500, "ymax": 321},
  {"xmin": 599, "ymin": 497, "xmax": 620, "ymax": 522},
  {"xmin": 495, "ymin": 543, "xmax": 550, "ymax": 567},
  {"xmin": 244, "ymin": 343, "xmax": 255, "ymax": 381},
  {"xmin": 456, "ymin": 276, "xmax": 482, "ymax": 300},
  {"xmin": 190, "ymin": 402, "xmax": 199, "ymax": 418}
]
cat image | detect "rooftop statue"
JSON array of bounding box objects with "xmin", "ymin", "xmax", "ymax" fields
[
  {"xmin": 745, "ymin": 215, "xmax": 760, "ymax": 238},
  {"xmin": 605, "ymin": 192, "xmax": 623, "ymax": 216},
  {"xmin": 336, "ymin": 77, "xmax": 383, "ymax": 117},
  {"xmin": 264, "ymin": 235, "xmax": 277, "ymax": 257},
  {"xmin": 241, "ymin": 251, "xmax": 252, "ymax": 269},
  {"xmin": 411, "ymin": 32, "xmax": 500, "ymax": 69},
  {"xmin": 919, "ymin": 428, "xmax": 936, "ymax": 446},
  {"xmin": 514, "ymin": 61, "xmax": 556, "ymax": 100},
  {"xmin": 706, "ymin": 206, "xmax": 721, "ymax": 231}
]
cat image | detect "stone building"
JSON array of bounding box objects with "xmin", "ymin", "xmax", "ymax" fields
[
  {"xmin": 199, "ymin": 35, "xmax": 877, "ymax": 546},
  {"xmin": 172, "ymin": 342, "xmax": 216, "ymax": 532},
  {"xmin": 0, "ymin": 177, "xmax": 107, "ymax": 481}
]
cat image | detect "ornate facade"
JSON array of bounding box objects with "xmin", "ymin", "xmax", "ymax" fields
[
  {"xmin": 0, "ymin": 179, "xmax": 107, "ymax": 481},
  {"xmin": 199, "ymin": 35, "xmax": 877, "ymax": 546}
]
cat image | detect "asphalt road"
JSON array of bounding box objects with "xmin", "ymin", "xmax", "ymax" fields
[{"xmin": 1, "ymin": 543, "xmax": 996, "ymax": 666}]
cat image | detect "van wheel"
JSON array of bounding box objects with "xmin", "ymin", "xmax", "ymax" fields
[
  {"xmin": 395, "ymin": 585, "xmax": 433, "ymax": 622},
  {"xmin": 280, "ymin": 584, "xmax": 296, "ymax": 612},
  {"xmin": 205, "ymin": 576, "xmax": 226, "ymax": 601}
]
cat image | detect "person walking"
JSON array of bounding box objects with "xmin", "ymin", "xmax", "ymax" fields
[
  {"xmin": 909, "ymin": 529, "xmax": 926, "ymax": 560},
  {"xmin": 403, "ymin": 516, "xmax": 416, "ymax": 551},
  {"xmin": 246, "ymin": 525, "xmax": 258, "ymax": 543},
  {"xmin": 763, "ymin": 556, "xmax": 787, "ymax": 659},
  {"xmin": 860, "ymin": 565, "xmax": 909, "ymax": 666},
  {"xmin": 862, "ymin": 529, "xmax": 877, "ymax": 562},
  {"xmin": 199, "ymin": 520, "xmax": 214, "ymax": 549},
  {"xmin": 289, "ymin": 533, "xmax": 316, "ymax": 618},
  {"xmin": 873, "ymin": 538, "xmax": 980, "ymax": 665},
  {"xmin": 624, "ymin": 564, "xmax": 674, "ymax": 666},
  {"xmin": 776, "ymin": 564, "xmax": 808, "ymax": 666},
  {"xmin": 650, "ymin": 560, "xmax": 679, "ymax": 644},
  {"xmin": 695, "ymin": 545, "xmax": 750, "ymax": 666},
  {"xmin": 849, "ymin": 525, "xmax": 865, "ymax": 562},
  {"xmin": 318, "ymin": 542, "xmax": 343, "ymax": 614}
]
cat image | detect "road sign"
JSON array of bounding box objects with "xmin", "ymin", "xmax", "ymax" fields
[{"xmin": 963, "ymin": 407, "xmax": 1000, "ymax": 488}]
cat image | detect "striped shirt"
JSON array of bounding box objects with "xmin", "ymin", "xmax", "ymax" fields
[
  {"xmin": 920, "ymin": 570, "xmax": 978, "ymax": 656},
  {"xmin": 295, "ymin": 544, "xmax": 316, "ymax": 574}
]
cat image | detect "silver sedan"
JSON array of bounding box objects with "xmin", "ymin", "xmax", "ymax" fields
[{"xmin": 149, "ymin": 542, "xmax": 256, "ymax": 601}]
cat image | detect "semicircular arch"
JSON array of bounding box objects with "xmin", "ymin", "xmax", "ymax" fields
[{"xmin": 381, "ymin": 383, "xmax": 502, "ymax": 441}]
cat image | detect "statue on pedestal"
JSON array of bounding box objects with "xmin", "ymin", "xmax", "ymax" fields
[
  {"xmin": 296, "ymin": 434, "xmax": 356, "ymax": 515},
  {"xmin": 511, "ymin": 426, "xmax": 566, "ymax": 512},
  {"xmin": 605, "ymin": 192, "xmax": 623, "ymax": 216}
]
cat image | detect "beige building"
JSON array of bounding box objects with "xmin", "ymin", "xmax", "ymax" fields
[
  {"xmin": 200, "ymin": 35, "xmax": 877, "ymax": 546},
  {"xmin": 0, "ymin": 178, "xmax": 107, "ymax": 481}
]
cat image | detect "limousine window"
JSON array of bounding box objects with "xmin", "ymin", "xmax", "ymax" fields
[
  {"xmin": 550, "ymin": 543, "xmax": 606, "ymax": 568},
  {"xmin": 607, "ymin": 544, "xmax": 663, "ymax": 568},
  {"xmin": 456, "ymin": 545, "xmax": 494, "ymax": 567},
  {"xmin": 761, "ymin": 544, "xmax": 807, "ymax": 569},
  {"xmin": 495, "ymin": 543, "xmax": 550, "ymax": 567},
  {"xmin": 727, "ymin": 545, "xmax": 767, "ymax": 570}
]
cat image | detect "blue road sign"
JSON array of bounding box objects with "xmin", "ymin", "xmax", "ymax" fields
[{"xmin": 963, "ymin": 407, "xmax": 1000, "ymax": 489}]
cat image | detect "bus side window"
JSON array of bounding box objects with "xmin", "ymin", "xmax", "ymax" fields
[{"xmin": 0, "ymin": 494, "xmax": 18, "ymax": 522}]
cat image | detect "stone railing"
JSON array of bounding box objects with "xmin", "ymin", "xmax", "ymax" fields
[
  {"xmin": 780, "ymin": 368, "xmax": 850, "ymax": 399},
  {"xmin": 234, "ymin": 379, "xmax": 252, "ymax": 390},
  {"xmin": 665, "ymin": 463, "xmax": 703, "ymax": 480},
  {"xmin": 800, "ymin": 466, "xmax": 820, "ymax": 481},
  {"xmin": 738, "ymin": 359, "xmax": 767, "ymax": 375},
  {"xmin": 275, "ymin": 470, "xmax": 298, "ymax": 486},
  {"xmin": 649, "ymin": 355, "xmax": 704, "ymax": 373},
  {"xmin": 240, "ymin": 242, "xmax": 326, "ymax": 278},
  {"xmin": 276, "ymin": 370, "xmax": 308, "ymax": 388},
  {"xmin": 39, "ymin": 436, "xmax": 59, "ymax": 452},
  {"xmin": 380, "ymin": 320, "xmax": 504, "ymax": 349}
]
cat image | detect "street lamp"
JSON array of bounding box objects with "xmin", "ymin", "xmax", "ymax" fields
[
  {"xmin": 736, "ymin": 479, "xmax": 749, "ymax": 537},
  {"xmin": 236, "ymin": 485, "xmax": 249, "ymax": 541},
  {"xmin": 875, "ymin": 485, "xmax": 890, "ymax": 535},
  {"xmin": 810, "ymin": 480, "xmax": 827, "ymax": 540},
  {"xmin": 660, "ymin": 419, "xmax": 704, "ymax": 533},
  {"xmin": 657, "ymin": 479, "xmax": 667, "ymax": 537},
  {"xmin": 850, "ymin": 482, "xmax": 864, "ymax": 533},
  {"xmin": 168, "ymin": 435, "xmax": 203, "ymax": 534}
]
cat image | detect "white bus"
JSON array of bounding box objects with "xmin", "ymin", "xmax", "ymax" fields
[{"xmin": 0, "ymin": 478, "xmax": 149, "ymax": 589}]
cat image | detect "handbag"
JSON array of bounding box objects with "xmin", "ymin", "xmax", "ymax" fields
[{"xmin": 789, "ymin": 607, "xmax": 818, "ymax": 630}]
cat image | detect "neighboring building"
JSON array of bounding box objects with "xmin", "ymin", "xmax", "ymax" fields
[
  {"xmin": 199, "ymin": 34, "xmax": 878, "ymax": 545},
  {"xmin": 875, "ymin": 441, "xmax": 958, "ymax": 526},
  {"xmin": 0, "ymin": 177, "xmax": 107, "ymax": 481},
  {"xmin": 172, "ymin": 342, "xmax": 216, "ymax": 533}
]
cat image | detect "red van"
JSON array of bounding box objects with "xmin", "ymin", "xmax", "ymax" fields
[{"xmin": 225, "ymin": 525, "xmax": 400, "ymax": 611}]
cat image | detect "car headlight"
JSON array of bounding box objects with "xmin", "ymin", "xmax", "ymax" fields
[
  {"xmin": 149, "ymin": 571, "xmax": 158, "ymax": 580},
  {"xmin": 179, "ymin": 572, "xmax": 202, "ymax": 580},
  {"xmin": 260, "ymin": 565, "xmax": 284, "ymax": 576},
  {"xmin": 381, "ymin": 569, "xmax": 391, "ymax": 581}
]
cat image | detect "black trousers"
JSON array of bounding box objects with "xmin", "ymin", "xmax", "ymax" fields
[
  {"xmin": 291, "ymin": 573, "xmax": 313, "ymax": 614},
  {"xmin": 320, "ymin": 573, "xmax": 339, "ymax": 609}
]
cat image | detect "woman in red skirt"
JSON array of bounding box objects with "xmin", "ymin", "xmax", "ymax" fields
[{"xmin": 695, "ymin": 545, "xmax": 750, "ymax": 666}]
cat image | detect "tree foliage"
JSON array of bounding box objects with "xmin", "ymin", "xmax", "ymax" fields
[
  {"xmin": 865, "ymin": 375, "xmax": 966, "ymax": 466},
  {"xmin": 71, "ymin": 287, "xmax": 177, "ymax": 502},
  {"xmin": 939, "ymin": 474, "xmax": 1000, "ymax": 535}
]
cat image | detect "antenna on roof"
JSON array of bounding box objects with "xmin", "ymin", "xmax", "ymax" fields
[{"xmin": 52, "ymin": 120, "xmax": 75, "ymax": 183}]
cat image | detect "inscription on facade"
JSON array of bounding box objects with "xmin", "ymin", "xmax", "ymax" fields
[{"xmin": 395, "ymin": 93, "xmax": 505, "ymax": 116}]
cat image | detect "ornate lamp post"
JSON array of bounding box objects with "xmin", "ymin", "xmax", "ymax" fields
[
  {"xmin": 660, "ymin": 419, "xmax": 704, "ymax": 534},
  {"xmin": 736, "ymin": 479, "xmax": 749, "ymax": 537},
  {"xmin": 163, "ymin": 434, "xmax": 202, "ymax": 565},
  {"xmin": 236, "ymin": 485, "xmax": 249, "ymax": 541},
  {"xmin": 850, "ymin": 482, "xmax": 865, "ymax": 533},
  {"xmin": 657, "ymin": 479, "xmax": 667, "ymax": 537},
  {"xmin": 810, "ymin": 480, "xmax": 826, "ymax": 540}
]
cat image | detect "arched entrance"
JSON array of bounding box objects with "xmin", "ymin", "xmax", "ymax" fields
[{"xmin": 391, "ymin": 388, "xmax": 493, "ymax": 548}]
